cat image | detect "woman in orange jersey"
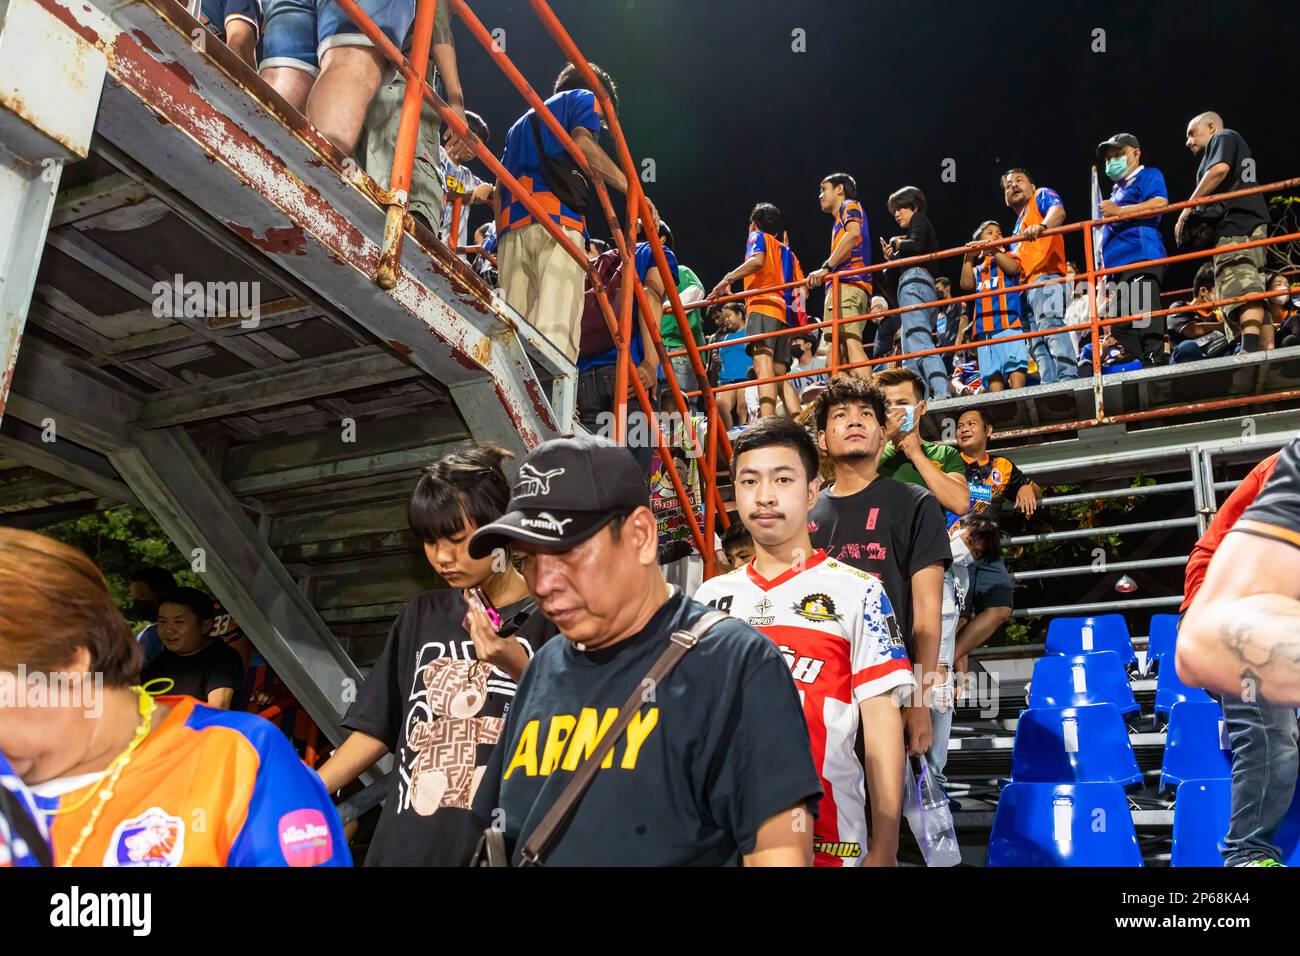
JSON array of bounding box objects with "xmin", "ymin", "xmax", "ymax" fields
[{"xmin": 0, "ymin": 529, "xmax": 349, "ymax": 867}]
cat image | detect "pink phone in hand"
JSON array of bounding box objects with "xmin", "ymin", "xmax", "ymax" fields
[{"xmin": 465, "ymin": 586, "xmax": 502, "ymax": 633}]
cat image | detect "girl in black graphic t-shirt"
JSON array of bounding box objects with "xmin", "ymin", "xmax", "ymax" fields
[{"xmin": 315, "ymin": 446, "xmax": 553, "ymax": 866}]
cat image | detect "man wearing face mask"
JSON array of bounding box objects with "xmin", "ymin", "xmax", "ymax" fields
[
  {"xmin": 1096, "ymin": 133, "xmax": 1171, "ymax": 366},
  {"xmin": 128, "ymin": 566, "xmax": 177, "ymax": 669}
]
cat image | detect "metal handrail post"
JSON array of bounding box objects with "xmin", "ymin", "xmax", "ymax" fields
[
  {"xmin": 374, "ymin": 0, "xmax": 438, "ymax": 290},
  {"xmin": 830, "ymin": 273, "xmax": 841, "ymax": 378}
]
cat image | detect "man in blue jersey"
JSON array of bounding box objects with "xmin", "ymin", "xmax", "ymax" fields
[
  {"xmin": 807, "ymin": 172, "xmax": 873, "ymax": 380},
  {"xmin": 1096, "ymin": 133, "xmax": 1171, "ymax": 366},
  {"xmin": 497, "ymin": 63, "xmax": 655, "ymax": 363}
]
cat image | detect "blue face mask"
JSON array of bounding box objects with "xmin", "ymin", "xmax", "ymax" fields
[{"xmin": 1105, "ymin": 157, "xmax": 1130, "ymax": 182}]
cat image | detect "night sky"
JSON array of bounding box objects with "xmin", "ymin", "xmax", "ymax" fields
[{"xmin": 455, "ymin": 0, "xmax": 1296, "ymax": 313}]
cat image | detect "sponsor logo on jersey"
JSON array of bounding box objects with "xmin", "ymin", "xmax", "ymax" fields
[
  {"xmin": 104, "ymin": 807, "xmax": 184, "ymax": 867},
  {"xmin": 747, "ymin": 596, "xmax": 775, "ymax": 626},
  {"xmin": 776, "ymin": 645, "xmax": 827, "ymax": 684},
  {"xmin": 278, "ymin": 809, "xmax": 334, "ymax": 867},
  {"xmin": 814, "ymin": 837, "xmax": 862, "ymax": 859},
  {"xmin": 885, "ymin": 615, "xmax": 905, "ymax": 648},
  {"xmin": 793, "ymin": 592, "xmax": 840, "ymax": 623}
]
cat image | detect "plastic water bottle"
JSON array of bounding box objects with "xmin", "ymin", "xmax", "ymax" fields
[{"xmin": 906, "ymin": 758, "xmax": 962, "ymax": 867}]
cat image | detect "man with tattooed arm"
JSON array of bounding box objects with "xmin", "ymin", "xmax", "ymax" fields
[{"xmin": 1179, "ymin": 438, "xmax": 1300, "ymax": 867}]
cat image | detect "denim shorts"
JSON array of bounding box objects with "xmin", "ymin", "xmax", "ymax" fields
[
  {"xmin": 201, "ymin": 0, "xmax": 261, "ymax": 42},
  {"xmin": 976, "ymin": 326, "xmax": 1029, "ymax": 383},
  {"xmin": 260, "ymin": 0, "xmax": 414, "ymax": 74},
  {"xmin": 968, "ymin": 556, "xmax": 1015, "ymax": 612}
]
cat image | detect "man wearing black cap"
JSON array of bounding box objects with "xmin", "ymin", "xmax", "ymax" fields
[
  {"xmin": 469, "ymin": 434, "xmax": 823, "ymax": 865},
  {"xmin": 1095, "ymin": 132, "xmax": 1170, "ymax": 366}
]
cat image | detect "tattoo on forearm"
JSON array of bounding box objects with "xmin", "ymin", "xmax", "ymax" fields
[{"xmin": 1219, "ymin": 612, "xmax": 1300, "ymax": 701}]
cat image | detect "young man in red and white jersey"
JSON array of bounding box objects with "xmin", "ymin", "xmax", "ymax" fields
[{"xmin": 696, "ymin": 416, "xmax": 914, "ymax": 866}]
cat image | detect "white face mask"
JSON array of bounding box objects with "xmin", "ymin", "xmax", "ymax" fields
[{"xmin": 949, "ymin": 528, "xmax": 975, "ymax": 566}]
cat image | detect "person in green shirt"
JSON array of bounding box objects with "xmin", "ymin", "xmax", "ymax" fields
[
  {"xmin": 874, "ymin": 368, "xmax": 970, "ymax": 515},
  {"xmin": 656, "ymin": 221, "xmax": 707, "ymax": 412}
]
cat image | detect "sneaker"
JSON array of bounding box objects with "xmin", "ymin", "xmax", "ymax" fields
[{"xmin": 1234, "ymin": 858, "xmax": 1286, "ymax": 867}]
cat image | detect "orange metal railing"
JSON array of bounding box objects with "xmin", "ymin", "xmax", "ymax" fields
[
  {"xmin": 329, "ymin": 0, "xmax": 1297, "ymax": 585},
  {"xmin": 676, "ymin": 176, "xmax": 1300, "ymax": 428},
  {"xmin": 332, "ymin": 0, "xmax": 728, "ymax": 575}
]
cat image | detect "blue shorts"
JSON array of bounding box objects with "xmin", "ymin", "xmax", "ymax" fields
[
  {"xmin": 976, "ymin": 326, "xmax": 1029, "ymax": 384},
  {"xmin": 968, "ymin": 556, "xmax": 1014, "ymax": 613},
  {"xmin": 260, "ymin": 0, "xmax": 414, "ymax": 75},
  {"xmin": 201, "ymin": 0, "xmax": 261, "ymax": 41}
]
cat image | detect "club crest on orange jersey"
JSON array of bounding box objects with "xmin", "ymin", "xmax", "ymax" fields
[
  {"xmin": 793, "ymin": 592, "xmax": 840, "ymax": 622},
  {"xmin": 104, "ymin": 807, "xmax": 184, "ymax": 867}
]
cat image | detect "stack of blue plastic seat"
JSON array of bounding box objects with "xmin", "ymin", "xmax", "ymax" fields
[{"xmin": 989, "ymin": 615, "xmax": 1151, "ymax": 865}]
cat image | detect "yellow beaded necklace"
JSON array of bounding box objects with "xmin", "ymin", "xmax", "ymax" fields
[{"xmin": 51, "ymin": 681, "xmax": 170, "ymax": 866}]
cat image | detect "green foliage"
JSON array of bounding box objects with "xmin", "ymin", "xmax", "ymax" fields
[
  {"xmin": 1002, "ymin": 618, "xmax": 1032, "ymax": 645},
  {"xmin": 999, "ymin": 474, "xmax": 1154, "ymax": 645},
  {"xmin": 41, "ymin": 506, "xmax": 204, "ymax": 626}
]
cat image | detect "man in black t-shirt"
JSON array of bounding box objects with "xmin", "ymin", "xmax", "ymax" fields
[
  {"xmin": 140, "ymin": 588, "xmax": 242, "ymax": 709},
  {"xmin": 470, "ymin": 435, "xmax": 822, "ymax": 866},
  {"xmin": 1179, "ymin": 435, "xmax": 1300, "ymax": 706},
  {"xmin": 1179, "ymin": 113, "xmax": 1272, "ymax": 352},
  {"xmin": 808, "ymin": 376, "xmax": 950, "ymax": 759}
]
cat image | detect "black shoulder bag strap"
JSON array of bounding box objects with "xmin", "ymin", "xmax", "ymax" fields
[
  {"xmin": 528, "ymin": 112, "xmax": 592, "ymax": 215},
  {"xmin": 516, "ymin": 609, "xmax": 729, "ymax": 866}
]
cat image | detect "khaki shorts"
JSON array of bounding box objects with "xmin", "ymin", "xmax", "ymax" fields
[
  {"xmin": 1214, "ymin": 224, "xmax": 1268, "ymax": 318},
  {"xmin": 826, "ymin": 281, "xmax": 870, "ymax": 340},
  {"xmin": 745, "ymin": 310, "xmax": 792, "ymax": 368}
]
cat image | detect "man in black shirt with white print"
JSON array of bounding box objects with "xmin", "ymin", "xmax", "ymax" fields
[{"xmin": 470, "ymin": 435, "xmax": 822, "ymax": 866}]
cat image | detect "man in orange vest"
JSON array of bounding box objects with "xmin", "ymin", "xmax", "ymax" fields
[{"xmin": 1002, "ymin": 169, "xmax": 1078, "ymax": 383}]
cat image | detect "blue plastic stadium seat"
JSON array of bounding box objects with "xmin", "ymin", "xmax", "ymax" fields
[
  {"xmin": 1160, "ymin": 700, "xmax": 1230, "ymax": 791},
  {"xmin": 1172, "ymin": 779, "xmax": 1300, "ymax": 866},
  {"xmin": 1027, "ymin": 651, "xmax": 1139, "ymax": 717},
  {"xmin": 1045, "ymin": 615, "xmax": 1138, "ymax": 673},
  {"xmin": 989, "ymin": 782, "xmax": 1143, "ymax": 866},
  {"xmin": 1011, "ymin": 703, "xmax": 1143, "ymax": 787},
  {"xmin": 1145, "ymin": 613, "xmax": 1180, "ymax": 677},
  {"xmin": 1154, "ymin": 657, "xmax": 1215, "ymax": 720}
]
